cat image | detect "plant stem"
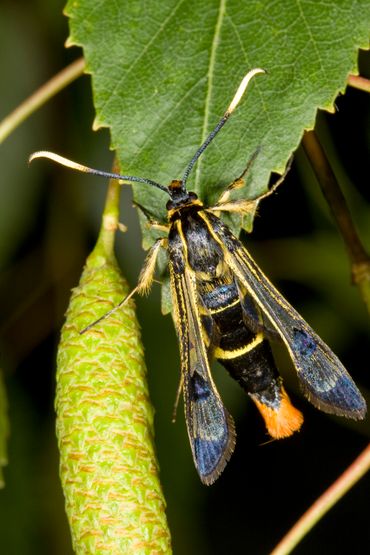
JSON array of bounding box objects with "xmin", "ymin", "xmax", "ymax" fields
[
  {"xmin": 302, "ymin": 130, "xmax": 370, "ymax": 313},
  {"xmin": 270, "ymin": 442, "xmax": 370, "ymax": 555},
  {"xmin": 97, "ymin": 159, "xmax": 126, "ymax": 255},
  {"xmin": 348, "ymin": 74, "xmax": 370, "ymax": 94},
  {"xmin": 0, "ymin": 57, "xmax": 85, "ymax": 143},
  {"xmin": 0, "ymin": 370, "xmax": 9, "ymax": 488}
]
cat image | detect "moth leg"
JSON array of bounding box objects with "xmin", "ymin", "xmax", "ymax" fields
[
  {"xmin": 252, "ymin": 155, "xmax": 293, "ymax": 203},
  {"xmin": 81, "ymin": 237, "xmax": 166, "ymax": 333},
  {"xmin": 136, "ymin": 237, "xmax": 167, "ymax": 295},
  {"xmin": 216, "ymin": 147, "xmax": 261, "ymax": 205},
  {"xmin": 208, "ymin": 198, "xmax": 257, "ymax": 216},
  {"xmin": 133, "ymin": 201, "xmax": 170, "ymax": 232},
  {"xmin": 171, "ymin": 373, "xmax": 184, "ymax": 423},
  {"xmin": 209, "ymin": 156, "xmax": 293, "ymax": 216}
]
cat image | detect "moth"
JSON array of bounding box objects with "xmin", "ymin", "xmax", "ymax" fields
[{"xmin": 30, "ymin": 68, "xmax": 366, "ymax": 485}]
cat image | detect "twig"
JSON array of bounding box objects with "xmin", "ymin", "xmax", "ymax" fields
[
  {"xmin": 99, "ymin": 158, "xmax": 126, "ymax": 252},
  {"xmin": 348, "ymin": 74, "xmax": 370, "ymax": 94},
  {"xmin": 270, "ymin": 442, "xmax": 370, "ymax": 555},
  {"xmin": 0, "ymin": 57, "xmax": 85, "ymax": 143},
  {"xmin": 302, "ymin": 130, "xmax": 370, "ymax": 312}
]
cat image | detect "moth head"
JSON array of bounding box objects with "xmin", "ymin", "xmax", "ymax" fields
[{"xmin": 166, "ymin": 181, "xmax": 200, "ymax": 213}]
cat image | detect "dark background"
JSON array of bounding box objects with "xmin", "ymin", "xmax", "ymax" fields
[{"xmin": 0, "ymin": 2, "xmax": 369, "ymax": 553}]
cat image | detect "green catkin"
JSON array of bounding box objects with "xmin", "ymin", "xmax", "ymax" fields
[{"xmin": 55, "ymin": 180, "xmax": 172, "ymax": 554}]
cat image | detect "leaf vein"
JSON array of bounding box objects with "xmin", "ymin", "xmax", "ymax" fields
[
  {"xmin": 131, "ymin": 77, "xmax": 207, "ymax": 173},
  {"xmin": 295, "ymin": 0, "xmax": 325, "ymax": 75},
  {"xmin": 100, "ymin": 0, "xmax": 187, "ymax": 114},
  {"xmin": 194, "ymin": 0, "xmax": 227, "ymax": 190}
]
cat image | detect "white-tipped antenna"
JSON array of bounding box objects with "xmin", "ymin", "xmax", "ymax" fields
[
  {"xmin": 29, "ymin": 151, "xmax": 100, "ymax": 174},
  {"xmin": 226, "ymin": 68, "xmax": 265, "ymax": 114},
  {"xmin": 181, "ymin": 67, "xmax": 266, "ymax": 188},
  {"xmin": 29, "ymin": 150, "xmax": 170, "ymax": 194}
]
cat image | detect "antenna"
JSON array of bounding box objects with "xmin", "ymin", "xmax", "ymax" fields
[
  {"xmin": 29, "ymin": 151, "xmax": 170, "ymax": 194},
  {"xmin": 29, "ymin": 68, "xmax": 265, "ymax": 195},
  {"xmin": 181, "ymin": 68, "xmax": 265, "ymax": 189}
]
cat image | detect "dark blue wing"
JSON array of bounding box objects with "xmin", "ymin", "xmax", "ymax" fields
[
  {"xmin": 204, "ymin": 212, "xmax": 366, "ymax": 420},
  {"xmin": 170, "ymin": 265, "xmax": 235, "ymax": 485}
]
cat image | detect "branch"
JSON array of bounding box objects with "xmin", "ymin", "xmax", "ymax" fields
[
  {"xmin": 270, "ymin": 442, "xmax": 370, "ymax": 555},
  {"xmin": 0, "ymin": 57, "xmax": 85, "ymax": 143},
  {"xmin": 302, "ymin": 130, "xmax": 370, "ymax": 313},
  {"xmin": 348, "ymin": 74, "xmax": 370, "ymax": 94}
]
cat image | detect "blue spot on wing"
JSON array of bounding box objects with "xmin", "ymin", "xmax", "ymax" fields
[
  {"xmin": 292, "ymin": 332, "xmax": 366, "ymax": 418},
  {"xmin": 301, "ymin": 366, "xmax": 366, "ymax": 417},
  {"xmin": 293, "ymin": 328, "xmax": 317, "ymax": 357},
  {"xmin": 326, "ymin": 374, "xmax": 366, "ymax": 413},
  {"xmin": 188, "ymin": 371, "xmax": 234, "ymax": 482},
  {"xmin": 191, "ymin": 372, "xmax": 211, "ymax": 401},
  {"xmin": 194, "ymin": 435, "xmax": 229, "ymax": 479}
]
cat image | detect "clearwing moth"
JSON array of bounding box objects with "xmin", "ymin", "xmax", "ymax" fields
[{"xmin": 30, "ymin": 68, "xmax": 366, "ymax": 485}]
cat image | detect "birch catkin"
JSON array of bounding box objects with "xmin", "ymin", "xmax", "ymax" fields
[{"xmin": 56, "ymin": 226, "xmax": 171, "ymax": 554}]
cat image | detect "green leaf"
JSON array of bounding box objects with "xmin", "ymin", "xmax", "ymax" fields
[{"xmin": 65, "ymin": 0, "xmax": 370, "ymax": 239}]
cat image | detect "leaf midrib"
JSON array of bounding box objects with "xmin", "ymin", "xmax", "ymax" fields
[{"xmin": 194, "ymin": 0, "xmax": 226, "ymax": 192}]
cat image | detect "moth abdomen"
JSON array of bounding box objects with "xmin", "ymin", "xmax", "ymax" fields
[{"xmin": 200, "ymin": 278, "xmax": 303, "ymax": 439}]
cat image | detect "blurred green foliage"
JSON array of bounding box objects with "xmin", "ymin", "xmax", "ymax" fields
[{"xmin": 0, "ymin": 1, "xmax": 369, "ymax": 554}]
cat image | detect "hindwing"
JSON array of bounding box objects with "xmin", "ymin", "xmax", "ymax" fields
[{"xmin": 201, "ymin": 211, "xmax": 366, "ymax": 420}]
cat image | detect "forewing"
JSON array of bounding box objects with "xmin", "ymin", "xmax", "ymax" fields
[
  {"xmin": 205, "ymin": 213, "xmax": 366, "ymax": 419},
  {"xmin": 238, "ymin": 280, "xmax": 281, "ymax": 342},
  {"xmin": 170, "ymin": 265, "xmax": 235, "ymax": 485}
]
